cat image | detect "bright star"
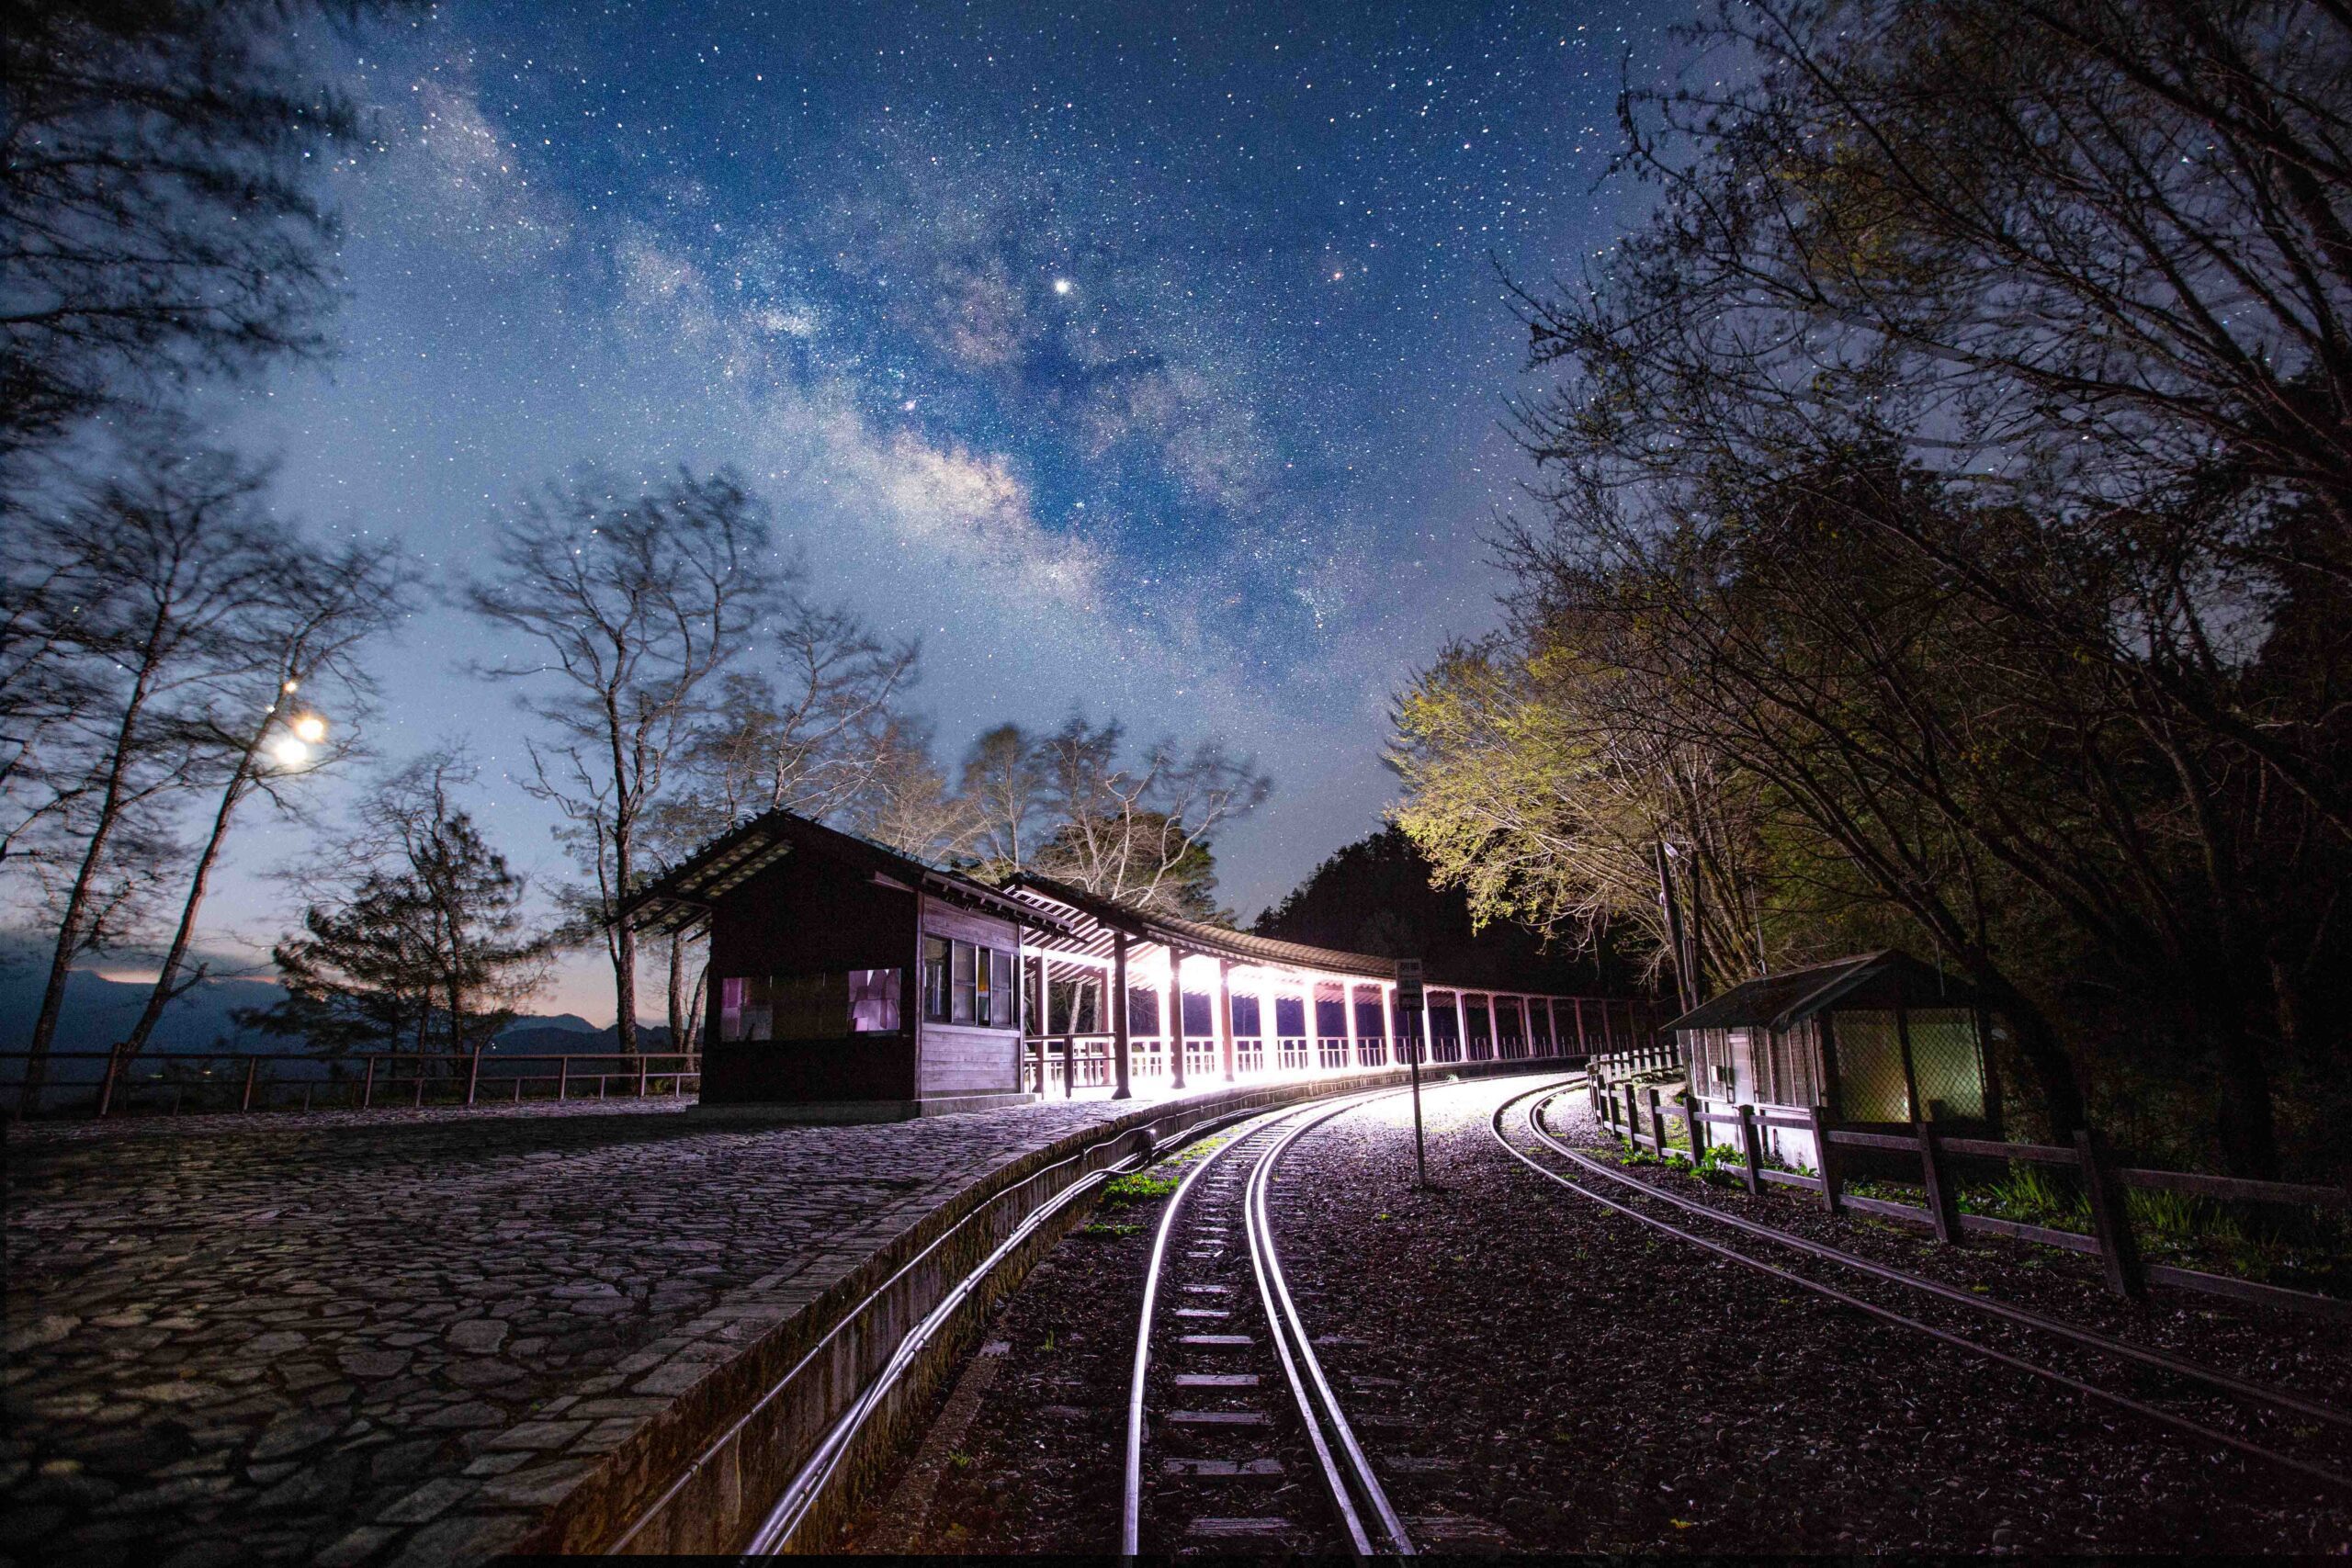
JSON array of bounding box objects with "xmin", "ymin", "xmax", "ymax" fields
[{"xmin": 1052, "ymin": 277, "xmax": 1073, "ymax": 295}]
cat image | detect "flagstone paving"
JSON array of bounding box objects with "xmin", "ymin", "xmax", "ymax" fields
[{"xmin": 0, "ymin": 1094, "xmax": 1159, "ymax": 1567}]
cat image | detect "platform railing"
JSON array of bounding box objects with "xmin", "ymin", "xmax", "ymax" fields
[
  {"xmin": 0, "ymin": 1046, "xmax": 701, "ymax": 1121},
  {"xmin": 1021, "ymin": 1029, "xmax": 1582, "ymax": 1097}
]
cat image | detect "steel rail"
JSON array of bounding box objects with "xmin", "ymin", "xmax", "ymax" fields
[
  {"xmin": 1246, "ymin": 1096, "xmax": 1419, "ymax": 1558},
  {"xmin": 1489, "ymin": 1085, "xmax": 2352, "ymax": 1496},
  {"xmin": 1523, "ymin": 1091, "xmax": 2352, "ymax": 1436}
]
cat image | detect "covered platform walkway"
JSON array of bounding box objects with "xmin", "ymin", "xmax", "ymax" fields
[{"xmin": 1005, "ymin": 871, "xmax": 1664, "ymax": 1099}]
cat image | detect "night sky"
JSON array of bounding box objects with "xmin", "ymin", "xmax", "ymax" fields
[{"xmin": 209, "ymin": 1, "xmax": 1677, "ymax": 1020}]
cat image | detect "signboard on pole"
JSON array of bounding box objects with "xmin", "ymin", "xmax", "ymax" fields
[{"xmin": 1396, "ymin": 957, "xmax": 1425, "ymax": 1013}]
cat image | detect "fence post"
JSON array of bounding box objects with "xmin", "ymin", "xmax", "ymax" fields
[
  {"xmin": 361, "ymin": 1055, "xmax": 376, "ymax": 1109},
  {"xmin": 1736, "ymin": 1104, "xmax": 1763, "ymax": 1194},
  {"xmin": 557, "ymin": 1056, "xmax": 569, "ymax": 1101},
  {"xmin": 1061, "ymin": 1035, "xmax": 1076, "ymax": 1099},
  {"xmin": 638, "ymin": 1055, "xmax": 649, "ymax": 1098},
  {"xmin": 1810, "ymin": 1105, "xmax": 1844, "ymax": 1215},
  {"xmin": 1646, "ymin": 1087, "xmax": 1668, "ymax": 1155},
  {"xmin": 96, "ymin": 1043, "xmax": 126, "ymax": 1120},
  {"xmin": 1681, "ymin": 1090, "xmax": 1707, "ymax": 1160},
  {"xmin": 1916, "ymin": 1111, "xmax": 1962, "ymax": 1244},
  {"xmin": 2075, "ymin": 1129, "xmax": 2146, "ymax": 1300},
  {"xmin": 241, "ymin": 1056, "xmax": 259, "ymax": 1113},
  {"xmin": 467, "ymin": 1050, "xmax": 481, "ymax": 1107},
  {"xmin": 1623, "ymin": 1083, "xmax": 1641, "ymax": 1148},
  {"xmin": 413, "ymin": 1067, "xmax": 425, "ymax": 1107}
]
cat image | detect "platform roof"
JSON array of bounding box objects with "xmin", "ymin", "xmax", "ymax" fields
[
  {"xmin": 1005, "ymin": 870, "xmax": 1400, "ymax": 981},
  {"xmin": 620, "ymin": 809, "xmax": 1075, "ymax": 940}
]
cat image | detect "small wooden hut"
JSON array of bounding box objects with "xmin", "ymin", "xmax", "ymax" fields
[{"xmin": 1666, "ymin": 951, "xmax": 2003, "ymax": 1170}]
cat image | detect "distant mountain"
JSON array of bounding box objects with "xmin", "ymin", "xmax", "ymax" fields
[{"xmin": 0, "ymin": 963, "xmax": 650, "ymax": 1076}]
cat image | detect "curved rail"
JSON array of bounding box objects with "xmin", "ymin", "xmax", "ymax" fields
[
  {"xmin": 1247, "ymin": 1097, "xmax": 1418, "ymax": 1557},
  {"xmin": 1489, "ymin": 1083, "xmax": 2352, "ymax": 1495},
  {"xmin": 1122, "ymin": 1089, "xmax": 1419, "ymax": 1558},
  {"xmin": 1527, "ymin": 1091, "xmax": 2352, "ymax": 1435}
]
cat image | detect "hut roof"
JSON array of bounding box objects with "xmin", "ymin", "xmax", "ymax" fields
[{"xmin": 1663, "ymin": 951, "xmax": 1974, "ymax": 1034}]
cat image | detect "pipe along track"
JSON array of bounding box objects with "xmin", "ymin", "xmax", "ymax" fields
[
  {"xmin": 1122, "ymin": 1089, "xmax": 1417, "ymax": 1558},
  {"xmin": 1490, "ymin": 1080, "xmax": 2352, "ymax": 1496}
]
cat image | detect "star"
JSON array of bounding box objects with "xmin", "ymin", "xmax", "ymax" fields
[{"xmin": 1052, "ymin": 277, "xmax": 1073, "ymax": 295}]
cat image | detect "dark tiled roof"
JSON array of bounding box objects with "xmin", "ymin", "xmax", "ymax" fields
[{"xmin": 620, "ymin": 809, "xmax": 1074, "ymax": 938}]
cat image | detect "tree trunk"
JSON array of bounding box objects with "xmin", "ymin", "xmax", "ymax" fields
[
  {"xmin": 611, "ymin": 825, "xmax": 639, "ymax": 1055},
  {"xmin": 1995, "ymin": 988, "xmax": 2086, "ymax": 1142},
  {"xmin": 2205, "ymin": 999, "xmax": 2280, "ymax": 1180},
  {"xmin": 22, "ymin": 627, "xmax": 169, "ymax": 1115},
  {"xmin": 123, "ymin": 724, "xmax": 270, "ymax": 1060}
]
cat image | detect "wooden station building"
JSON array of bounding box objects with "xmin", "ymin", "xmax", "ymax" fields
[{"xmin": 626, "ymin": 808, "xmax": 1660, "ymax": 1118}]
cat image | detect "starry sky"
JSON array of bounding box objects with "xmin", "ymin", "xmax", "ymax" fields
[{"xmin": 209, "ymin": 0, "xmax": 1679, "ymax": 1021}]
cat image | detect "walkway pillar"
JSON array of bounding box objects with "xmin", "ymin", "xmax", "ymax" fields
[
  {"xmin": 1257, "ymin": 972, "xmax": 1276, "ymax": 1076},
  {"xmin": 1380, "ymin": 982, "xmax": 1396, "ymax": 1066},
  {"xmin": 1453, "ymin": 988, "xmax": 1469, "ymax": 1062},
  {"xmin": 1112, "ymin": 932, "xmax": 1133, "ymax": 1100},
  {"xmin": 1165, "ymin": 946, "xmax": 1186, "ymax": 1090},
  {"xmin": 1216, "ymin": 957, "xmax": 1237, "ymax": 1084}
]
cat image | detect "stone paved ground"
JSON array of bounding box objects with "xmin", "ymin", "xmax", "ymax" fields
[{"xmin": 0, "ymin": 1093, "xmax": 1169, "ymax": 1568}]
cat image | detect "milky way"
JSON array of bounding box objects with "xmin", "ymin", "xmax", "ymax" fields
[{"xmin": 213, "ymin": 0, "xmax": 1678, "ymax": 1016}]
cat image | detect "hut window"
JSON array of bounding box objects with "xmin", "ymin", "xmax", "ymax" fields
[
  {"xmin": 923, "ymin": 936, "xmax": 1017, "ymax": 1027},
  {"xmin": 1834, "ymin": 1010, "xmax": 1912, "ymax": 1122},
  {"xmin": 848, "ymin": 969, "xmax": 901, "ymax": 1032},
  {"xmin": 952, "ymin": 941, "xmax": 977, "ymax": 1022},
  {"xmin": 1906, "ymin": 1009, "xmax": 1987, "ymax": 1120},
  {"xmin": 719, "ymin": 976, "xmax": 773, "ymax": 1042}
]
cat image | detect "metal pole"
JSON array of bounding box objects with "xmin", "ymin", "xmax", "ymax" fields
[{"xmin": 1409, "ymin": 1007, "xmax": 1428, "ymax": 1187}]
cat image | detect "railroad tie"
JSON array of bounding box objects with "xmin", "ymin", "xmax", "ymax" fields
[
  {"xmin": 1168, "ymin": 1409, "xmax": 1271, "ymax": 1426},
  {"xmin": 1187, "ymin": 1517, "xmax": 1293, "ymax": 1539},
  {"xmin": 1173, "ymin": 1372, "xmax": 1260, "ymax": 1388},
  {"xmin": 1163, "ymin": 1458, "xmax": 1283, "ymax": 1477},
  {"xmin": 1178, "ymin": 1334, "xmax": 1252, "ymax": 1348}
]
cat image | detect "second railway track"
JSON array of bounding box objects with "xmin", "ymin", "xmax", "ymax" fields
[{"xmin": 1491, "ymin": 1079, "xmax": 2352, "ymax": 1498}]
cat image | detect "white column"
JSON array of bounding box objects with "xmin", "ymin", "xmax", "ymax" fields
[
  {"xmin": 1161, "ymin": 946, "xmax": 1182, "ymax": 1090},
  {"xmin": 1379, "ymin": 982, "xmax": 1396, "ymax": 1067},
  {"xmin": 1453, "ymin": 988, "xmax": 1469, "ymax": 1063}
]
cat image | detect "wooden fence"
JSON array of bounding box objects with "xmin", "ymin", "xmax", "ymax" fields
[
  {"xmin": 1589, "ymin": 1076, "xmax": 2351, "ymax": 1322},
  {"xmin": 1, "ymin": 1046, "xmax": 700, "ymax": 1120}
]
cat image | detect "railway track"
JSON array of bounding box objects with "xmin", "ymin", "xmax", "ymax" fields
[
  {"xmin": 1490, "ymin": 1079, "xmax": 2352, "ymax": 1497},
  {"xmin": 1122, "ymin": 1090, "xmax": 1417, "ymax": 1559}
]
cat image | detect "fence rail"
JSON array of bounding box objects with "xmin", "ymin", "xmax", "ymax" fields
[
  {"xmin": 1583, "ymin": 1071, "xmax": 2351, "ymax": 1321},
  {"xmin": 1, "ymin": 1047, "xmax": 701, "ymax": 1121}
]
